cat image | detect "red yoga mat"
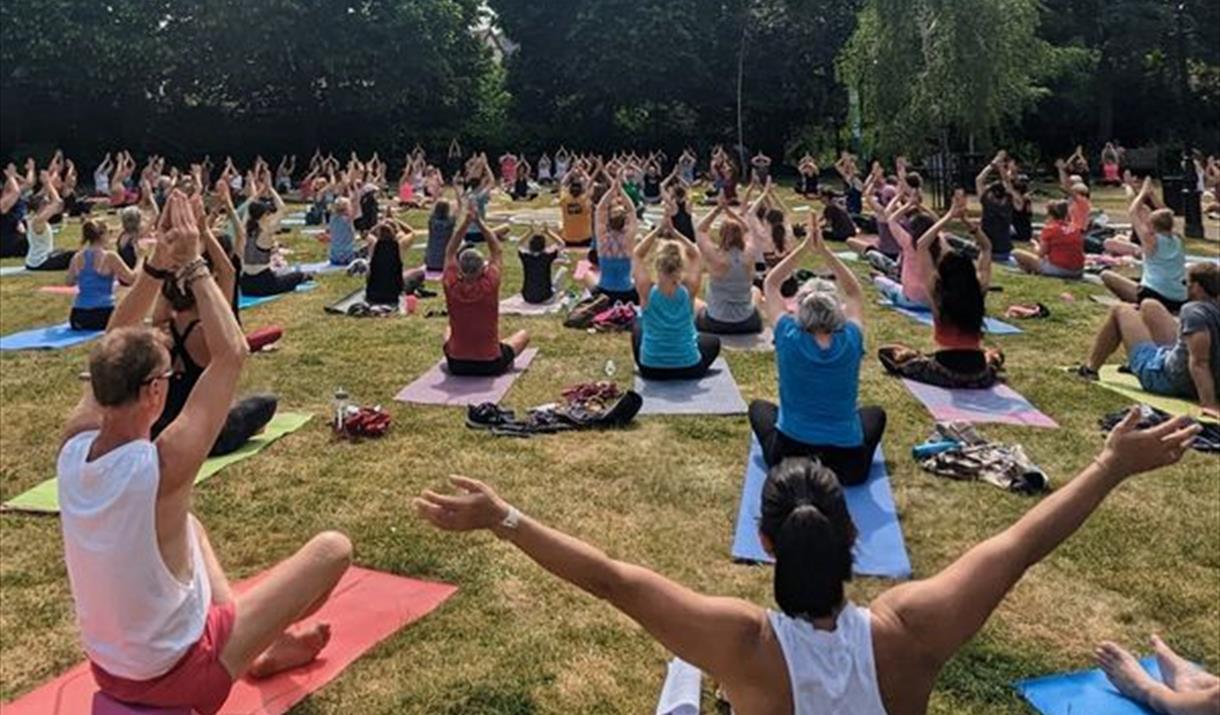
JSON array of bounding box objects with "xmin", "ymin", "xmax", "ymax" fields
[{"xmin": 2, "ymin": 567, "xmax": 457, "ymax": 715}]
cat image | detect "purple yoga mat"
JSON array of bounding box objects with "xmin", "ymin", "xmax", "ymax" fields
[
  {"xmin": 902, "ymin": 379, "xmax": 1058, "ymax": 428},
  {"xmin": 394, "ymin": 348, "xmax": 538, "ymax": 406}
]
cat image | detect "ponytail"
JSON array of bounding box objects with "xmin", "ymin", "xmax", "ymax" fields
[{"xmin": 760, "ymin": 458, "xmax": 855, "ymax": 619}]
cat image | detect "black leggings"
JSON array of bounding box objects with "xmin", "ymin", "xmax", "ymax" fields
[
  {"xmin": 631, "ymin": 322, "xmax": 721, "ymax": 381},
  {"xmin": 27, "ymin": 249, "xmax": 75, "ymax": 271},
  {"xmin": 69, "ymin": 306, "xmax": 113, "ymax": 331},
  {"xmin": 240, "ymin": 269, "xmax": 308, "ymax": 297},
  {"xmin": 748, "ymin": 400, "xmax": 887, "ymax": 486}
]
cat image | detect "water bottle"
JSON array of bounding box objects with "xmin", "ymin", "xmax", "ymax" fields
[
  {"xmin": 332, "ymin": 389, "xmax": 350, "ymax": 432},
  {"xmin": 911, "ymin": 440, "xmax": 959, "ymax": 460},
  {"xmin": 604, "ymin": 359, "xmax": 617, "ymax": 378}
]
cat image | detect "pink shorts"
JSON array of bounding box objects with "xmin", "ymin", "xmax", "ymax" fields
[{"xmin": 91, "ymin": 601, "xmax": 237, "ymax": 715}]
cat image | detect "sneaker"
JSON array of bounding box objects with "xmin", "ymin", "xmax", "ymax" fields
[
  {"xmin": 466, "ymin": 402, "xmax": 516, "ymax": 430},
  {"xmin": 1068, "ymin": 364, "xmax": 1099, "ymax": 381}
]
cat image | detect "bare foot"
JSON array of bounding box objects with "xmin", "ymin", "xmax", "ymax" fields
[
  {"xmin": 1153, "ymin": 635, "xmax": 1220, "ymax": 693},
  {"xmin": 1098, "ymin": 641, "xmax": 1162, "ymax": 705},
  {"xmin": 248, "ymin": 623, "xmax": 331, "ymax": 679}
]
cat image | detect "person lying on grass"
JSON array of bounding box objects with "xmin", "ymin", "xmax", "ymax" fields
[
  {"xmin": 1075, "ymin": 262, "xmax": 1220, "ymax": 422},
  {"xmin": 416, "ymin": 410, "xmax": 1200, "ymax": 715},
  {"xmin": 443, "ymin": 204, "xmax": 530, "ymax": 377},
  {"xmin": 59, "ymin": 189, "xmax": 351, "ymax": 715},
  {"xmin": 1098, "ymin": 635, "xmax": 1220, "ymax": 715}
]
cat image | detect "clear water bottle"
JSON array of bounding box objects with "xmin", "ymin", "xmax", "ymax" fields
[
  {"xmin": 604, "ymin": 359, "xmax": 617, "ymax": 378},
  {"xmin": 332, "ymin": 389, "xmax": 350, "ymax": 432}
]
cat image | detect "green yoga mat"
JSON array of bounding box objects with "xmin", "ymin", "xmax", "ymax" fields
[
  {"xmin": 1, "ymin": 412, "xmax": 313, "ymax": 514},
  {"xmin": 1095, "ymin": 366, "xmax": 1210, "ymax": 420}
]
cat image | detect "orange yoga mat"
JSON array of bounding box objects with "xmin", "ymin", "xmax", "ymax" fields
[{"xmin": 2, "ymin": 567, "xmax": 457, "ymax": 715}]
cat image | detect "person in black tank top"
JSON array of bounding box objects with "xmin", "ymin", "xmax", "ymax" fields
[{"xmin": 365, "ymin": 219, "xmax": 423, "ymax": 305}]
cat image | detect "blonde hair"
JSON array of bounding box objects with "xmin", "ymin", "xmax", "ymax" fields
[
  {"xmin": 654, "ymin": 241, "xmax": 684, "ymax": 277},
  {"xmin": 1150, "ymin": 208, "xmax": 1174, "ymax": 233},
  {"xmin": 333, "ymin": 196, "xmax": 352, "ymax": 214}
]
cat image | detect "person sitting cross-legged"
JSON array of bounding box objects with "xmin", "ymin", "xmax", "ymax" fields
[
  {"xmin": 443, "ymin": 204, "xmax": 530, "ymax": 376},
  {"xmin": 749, "ymin": 214, "xmax": 886, "ymax": 483},
  {"xmin": 630, "ymin": 218, "xmax": 721, "ymax": 381},
  {"xmin": 58, "ymin": 190, "xmax": 351, "ymax": 715},
  {"xmin": 414, "ymin": 410, "xmax": 1200, "ymax": 715},
  {"xmin": 1075, "ymin": 262, "xmax": 1220, "ymax": 421}
]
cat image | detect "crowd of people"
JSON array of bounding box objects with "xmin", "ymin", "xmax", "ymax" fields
[{"xmin": 1, "ymin": 139, "xmax": 1217, "ymax": 715}]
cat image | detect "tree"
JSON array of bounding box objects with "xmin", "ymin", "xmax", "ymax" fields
[{"xmin": 837, "ymin": 0, "xmax": 1069, "ymax": 157}]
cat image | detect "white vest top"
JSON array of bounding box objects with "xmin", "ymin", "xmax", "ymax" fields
[
  {"xmin": 768, "ymin": 603, "xmax": 888, "ymax": 715},
  {"xmin": 58, "ymin": 431, "xmax": 210, "ymax": 680}
]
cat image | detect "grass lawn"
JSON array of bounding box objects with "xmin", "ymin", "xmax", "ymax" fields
[{"xmin": 1, "ymin": 184, "xmax": 1217, "ymax": 714}]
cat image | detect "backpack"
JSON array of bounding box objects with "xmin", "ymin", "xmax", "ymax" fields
[{"xmin": 591, "ymin": 303, "xmax": 636, "ymax": 332}]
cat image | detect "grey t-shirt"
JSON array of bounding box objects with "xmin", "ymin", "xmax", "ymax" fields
[{"xmin": 1165, "ymin": 300, "xmax": 1220, "ymax": 389}]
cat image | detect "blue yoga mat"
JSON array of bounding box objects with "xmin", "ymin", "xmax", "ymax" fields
[
  {"xmin": 731, "ymin": 438, "xmax": 912, "ymax": 579},
  {"xmin": 1015, "ymin": 656, "xmax": 1162, "ymax": 715},
  {"xmin": 881, "ymin": 300, "xmax": 1023, "ymax": 335},
  {"xmin": 293, "ymin": 260, "xmax": 348, "ymax": 275},
  {"xmin": 237, "ymin": 281, "xmax": 317, "ymax": 310},
  {"xmin": 0, "ymin": 323, "xmax": 102, "ymax": 351}
]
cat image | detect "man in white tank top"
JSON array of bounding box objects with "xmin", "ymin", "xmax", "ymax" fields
[{"xmin": 58, "ymin": 189, "xmax": 352, "ymax": 715}]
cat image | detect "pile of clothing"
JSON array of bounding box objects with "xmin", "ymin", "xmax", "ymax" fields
[
  {"xmin": 915, "ymin": 421, "xmax": 1048, "ymax": 494},
  {"xmin": 564, "ymin": 295, "xmax": 636, "ymax": 332},
  {"xmin": 1099, "ymin": 405, "xmax": 1220, "ymax": 453},
  {"xmin": 466, "ymin": 381, "xmax": 642, "ymax": 437}
]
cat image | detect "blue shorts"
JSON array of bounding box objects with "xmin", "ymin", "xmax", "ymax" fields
[{"xmin": 1128, "ymin": 342, "xmax": 1192, "ymax": 397}]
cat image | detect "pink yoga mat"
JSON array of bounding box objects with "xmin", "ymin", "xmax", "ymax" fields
[
  {"xmin": 38, "ymin": 285, "xmax": 79, "ymax": 296},
  {"xmin": 1, "ymin": 567, "xmax": 457, "ymax": 715},
  {"xmin": 394, "ymin": 348, "xmax": 538, "ymax": 407},
  {"xmin": 902, "ymin": 379, "xmax": 1059, "ymax": 428}
]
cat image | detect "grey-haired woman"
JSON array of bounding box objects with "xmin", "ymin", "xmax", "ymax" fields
[{"xmin": 749, "ymin": 213, "xmax": 886, "ymax": 485}]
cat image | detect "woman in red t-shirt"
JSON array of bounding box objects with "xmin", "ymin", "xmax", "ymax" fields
[{"xmin": 1013, "ymin": 200, "xmax": 1084, "ymax": 279}]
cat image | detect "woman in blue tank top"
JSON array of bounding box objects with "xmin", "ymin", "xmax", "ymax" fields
[
  {"xmin": 581, "ymin": 175, "xmax": 640, "ymax": 305},
  {"xmin": 631, "ymin": 221, "xmax": 721, "ymax": 380},
  {"xmin": 67, "ymin": 220, "xmax": 135, "ymax": 330}
]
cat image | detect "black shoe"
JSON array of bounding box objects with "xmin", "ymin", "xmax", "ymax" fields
[{"xmin": 466, "ymin": 402, "xmax": 515, "ymax": 430}]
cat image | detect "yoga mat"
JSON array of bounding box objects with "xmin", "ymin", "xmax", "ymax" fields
[
  {"xmin": 424, "ymin": 269, "xmax": 444, "ymax": 282},
  {"xmin": 880, "ymin": 300, "xmax": 1023, "ymax": 335},
  {"xmin": 394, "ymin": 348, "xmax": 538, "ymax": 407},
  {"xmin": 573, "ymin": 259, "xmax": 594, "ymax": 282},
  {"xmin": 499, "ymin": 293, "xmax": 565, "ymax": 316},
  {"xmin": 716, "ymin": 327, "xmax": 774, "ymax": 353},
  {"xmin": 1095, "ymin": 365, "xmax": 1212, "ymax": 420},
  {"xmin": 238, "ymin": 281, "xmax": 318, "ymax": 310},
  {"xmin": 731, "ymin": 438, "xmax": 912, "ymax": 578},
  {"xmin": 37, "ymin": 285, "xmax": 79, "ymax": 295},
  {"xmin": 834, "ymin": 250, "xmax": 860, "ymax": 262},
  {"xmin": 902, "ymin": 379, "xmax": 1059, "ymax": 428},
  {"xmin": 1185, "ymin": 253, "xmax": 1219, "ymax": 264},
  {"xmin": 0, "ymin": 265, "xmax": 27, "ymax": 276},
  {"xmin": 0, "ymin": 567, "xmax": 457, "ymax": 715},
  {"xmin": 0, "ymin": 323, "xmax": 102, "ymax": 352},
  {"xmin": 634, "ymin": 357, "xmax": 748, "ymax": 416},
  {"xmin": 1, "ymin": 412, "xmax": 312, "ymax": 514},
  {"xmin": 1090, "ymin": 294, "xmax": 1124, "ymax": 307},
  {"xmin": 1015, "ymin": 656, "xmax": 1161, "ymax": 715},
  {"xmin": 300, "ymin": 226, "xmax": 326, "ymax": 236},
  {"xmin": 656, "ymin": 658, "xmax": 702, "ymax": 715},
  {"xmin": 324, "ymin": 288, "xmax": 370, "ymax": 315},
  {"xmin": 279, "ymin": 216, "xmax": 307, "ymax": 226}
]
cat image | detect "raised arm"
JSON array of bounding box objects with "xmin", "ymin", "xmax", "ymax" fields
[
  {"xmin": 155, "ymin": 191, "xmax": 248, "ymax": 499},
  {"xmin": 632, "ymin": 224, "xmax": 663, "ymax": 304},
  {"xmin": 445, "ymin": 205, "xmax": 474, "ymax": 267},
  {"xmin": 763, "ymin": 237, "xmax": 810, "ymax": 326},
  {"xmin": 809, "ymin": 215, "xmax": 863, "ymax": 325},
  {"xmin": 870, "ymin": 412, "xmax": 1200, "ymax": 671},
  {"xmin": 1129, "ymin": 177, "xmax": 1158, "ymax": 253},
  {"xmin": 415, "ymin": 476, "xmax": 768, "ymax": 683}
]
